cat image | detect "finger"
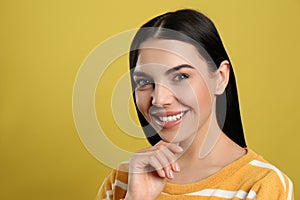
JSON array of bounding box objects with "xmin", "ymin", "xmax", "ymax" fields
[
  {"xmin": 158, "ymin": 147, "xmax": 177, "ymax": 164},
  {"xmin": 131, "ymin": 141, "xmax": 182, "ymax": 177},
  {"xmin": 159, "ymin": 148, "xmax": 180, "ymax": 172},
  {"xmin": 136, "ymin": 146, "xmax": 156, "ymax": 153},
  {"xmin": 155, "ymin": 143, "xmax": 182, "ymax": 165},
  {"xmin": 155, "ymin": 141, "xmax": 184, "ymax": 154},
  {"xmin": 165, "ymin": 143, "xmax": 184, "ymax": 154},
  {"xmin": 154, "ymin": 142, "xmax": 182, "ymax": 174},
  {"xmin": 130, "ymin": 145, "xmax": 174, "ymax": 174},
  {"xmin": 148, "ymin": 156, "xmax": 166, "ymax": 178},
  {"xmin": 154, "ymin": 149, "xmax": 174, "ymax": 179},
  {"xmin": 171, "ymin": 162, "xmax": 180, "ymax": 172}
]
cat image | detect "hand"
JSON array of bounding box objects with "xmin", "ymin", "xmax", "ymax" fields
[{"xmin": 125, "ymin": 141, "xmax": 183, "ymax": 200}]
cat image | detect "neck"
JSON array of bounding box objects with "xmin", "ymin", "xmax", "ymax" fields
[
  {"xmin": 171, "ymin": 114, "xmax": 246, "ymax": 184},
  {"xmin": 178, "ymin": 112, "xmax": 220, "ymax": 163}
]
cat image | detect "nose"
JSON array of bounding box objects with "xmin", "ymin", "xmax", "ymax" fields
[{"xmin": 151, "ymin": 83, "xmax": 173, "ymax": 107}]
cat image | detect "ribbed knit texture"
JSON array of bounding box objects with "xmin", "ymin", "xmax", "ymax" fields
[{"xmin": 96, "ymin": 149, "xmax": 293, "ymax": 200}]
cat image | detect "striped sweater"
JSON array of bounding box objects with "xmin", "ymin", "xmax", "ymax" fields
[{"xmin": 96, "ymin": 149, "xmax": 293, "ymax": 200}]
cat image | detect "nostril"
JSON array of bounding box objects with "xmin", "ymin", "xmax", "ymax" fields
[{"xmin": 151, "ymin": 86, "xmax": 173, "ymax": 107}]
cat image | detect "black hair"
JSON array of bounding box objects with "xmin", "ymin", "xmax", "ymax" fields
[{"xmin": 129, "ymin": 9, "xmax": 246, "ymax": 148}]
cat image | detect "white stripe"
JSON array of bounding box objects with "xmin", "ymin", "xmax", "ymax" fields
[
  {"xmin": 103, "ymin": 179, "xmax": 127, "ymax": 200},
  {"xmin": 287, "ymin": 177, "xmax": 293, "ymax": 200},
  {"xmin": 249, "ymin": 160, "xmax": 286, "ymax": 190},
  {"xmin": 98, "ymin": 177, "xmax": 111, "ymax": 200},
  {"xmin": 112, "ymin": 179, "xmax": 127, "ymax": 190},
  {"xmin": 247, "ymin": 190, "xmax": 257, "ymax": 199},
  {"xmin": 103, "ymin": 190, "xmax": 112, "ymax": 200},
  {"xmin": 184, "ymin": 189, "xmax": 256, "ymax": 199}
]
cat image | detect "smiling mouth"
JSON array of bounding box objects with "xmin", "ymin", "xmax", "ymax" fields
[
  {"xmin": 151, "ymin": 110, "xmax": 188, "ymax": 128},
  {"xmin": 158, "ymin": 112, "xmax": 184, "ymax": 122}
]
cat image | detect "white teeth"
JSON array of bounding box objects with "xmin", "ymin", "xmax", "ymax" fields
[{"xmin": 158, "ymin": 112, "xmax": 184, "ymax": 122}]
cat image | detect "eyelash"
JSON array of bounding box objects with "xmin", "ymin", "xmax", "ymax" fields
[
  {"xmin": 173, "ymin": 73, "xmax": 189, "ymax": 82},
  {"xmin": 135, "ymin": 79, "xmax": 153, "ymax": 88},
  {"xmin": 134, "ymin": 73, "xmax": 189, "ymax": 89}
]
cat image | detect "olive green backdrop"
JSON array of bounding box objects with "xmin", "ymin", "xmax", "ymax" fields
[{"xmin": 1, "ymin": 0, "xmax": 299, "ymax": 199}]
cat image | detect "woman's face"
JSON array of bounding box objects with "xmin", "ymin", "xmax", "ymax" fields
[{"xmin": 133, "ymin": 39, "xmax": 218, "ymax": 144}]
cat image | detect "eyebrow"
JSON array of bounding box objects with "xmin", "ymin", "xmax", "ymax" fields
[
  {"xmin": 133, "ymin": 64, "xmax": 195, "ymax": 77},
  {"xmin": 165, "ymin": 64, "xmax": 194, "ymax": 75}
]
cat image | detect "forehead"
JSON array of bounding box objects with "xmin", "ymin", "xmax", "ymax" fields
[{"xmin": 136, "ymin": 39, "xmax": 207, "ymax": 69}]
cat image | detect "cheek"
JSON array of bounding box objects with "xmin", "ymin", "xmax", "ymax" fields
[
  {"xmin": 135, "ymin": 91, "xmax": 152, "ymax": 115},
  {"xmin": 176, "ymin": 80, "xmax": 213, "ymax": 114},
  {"xmin": 196, "ymin": 86, "xmax": 213, "ymax": 114}
]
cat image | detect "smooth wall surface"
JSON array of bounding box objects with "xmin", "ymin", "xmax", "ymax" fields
[{"xmin": 1, "ymin": 0, "xmax": 299, "ymax": 199}]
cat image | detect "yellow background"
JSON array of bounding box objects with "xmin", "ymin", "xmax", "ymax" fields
[{"xmin": 1, "ymin": 0, "xmax": 299, "ymax": 199}]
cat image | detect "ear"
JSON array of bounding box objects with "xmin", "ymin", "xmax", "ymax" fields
[{"xmin": 215, "ymin": 60, "xmax": 230, "ymax": 95}]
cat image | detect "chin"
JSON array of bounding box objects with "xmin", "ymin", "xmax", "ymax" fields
[{"xmin": 158, "ymin": 133, "xmax": 186, "ymax": 144}]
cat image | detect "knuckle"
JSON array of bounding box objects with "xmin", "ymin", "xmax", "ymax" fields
[
  {"xmin": 149, "ymin": 155, "xmax": 157, "ymax": 165},
  {"xmin": 149, "ymin": 155, "xmax": 155, "ymax": 161},
  {"xmin": 164, "ymin": 165, "xmax": 171, "ymax": 171},
  {"xmin": 154, "ymin": 141, "xmax": 167, "ymax": 149},
  {"xmin": 154, "ymin": 149, "xmax": 160, "ymax": 157},
  {"xmin": 156, "ymin": 145, "xmax": 164, "ymax": 151}
]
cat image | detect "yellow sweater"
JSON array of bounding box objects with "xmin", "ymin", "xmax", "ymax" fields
[{"xmin": 96, "ymin": 149, "xmax": 293, "ymax": 200}]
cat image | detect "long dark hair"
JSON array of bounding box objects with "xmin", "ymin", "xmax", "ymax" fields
[{"xmin": 129, "ymin": 9, "xmax": 246, "ymax": 148}]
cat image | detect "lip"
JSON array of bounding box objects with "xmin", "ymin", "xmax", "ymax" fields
[{"xmin": 150, "ymin": 110, "xmax": 189, "ymax": 129}]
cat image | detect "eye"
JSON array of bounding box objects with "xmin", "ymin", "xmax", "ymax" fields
[
  {"xmin": 173, "ymin": 73, "xmax": 189, "ymax": 82},
  {"xmin": 135, "ymin": 78, "xmax": 154, "ymax": 88}
]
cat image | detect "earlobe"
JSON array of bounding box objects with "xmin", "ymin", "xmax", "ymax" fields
[{"xmin": 215, "ymin": 60, "xmax": 230, "ymax": 95}]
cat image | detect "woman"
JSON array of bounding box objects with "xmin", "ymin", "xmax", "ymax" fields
[{"xmin": 97, "ymin": 9, "xmax": 293, "ymax": 199}]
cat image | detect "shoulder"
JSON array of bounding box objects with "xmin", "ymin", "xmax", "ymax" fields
[
  {"xmin": 108, "ymin": 161, "xmax": 129, "ymax": 189},
  {"xmin": 243, "ymin": 149, "xmax": 293, "ymax": 199},
  {"xmin": 114, "ymin": 161, "xmax": 130, "ymax": 185},
  {"xmin": 95, "ymin": 161, "xmax": 129, "ymax": 200},
  {"xmin": 245, "ymin": 149, "xmax": 292, "ymax": 186}
]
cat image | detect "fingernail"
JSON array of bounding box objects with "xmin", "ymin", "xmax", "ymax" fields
[
  {"xmin": 169, "ymin": 170, "xmax": 174, "ymax": 178},
  {"xmin": 174, "ymin": 163, "xmax": 180, "ymax": 172},
  {"xmin": 177, "ymin": 146, "xmax": 183, "ymax": 152},
  {"xmin": 161, "ymin": 170, "xmax": 166, "ymax": 177}
]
